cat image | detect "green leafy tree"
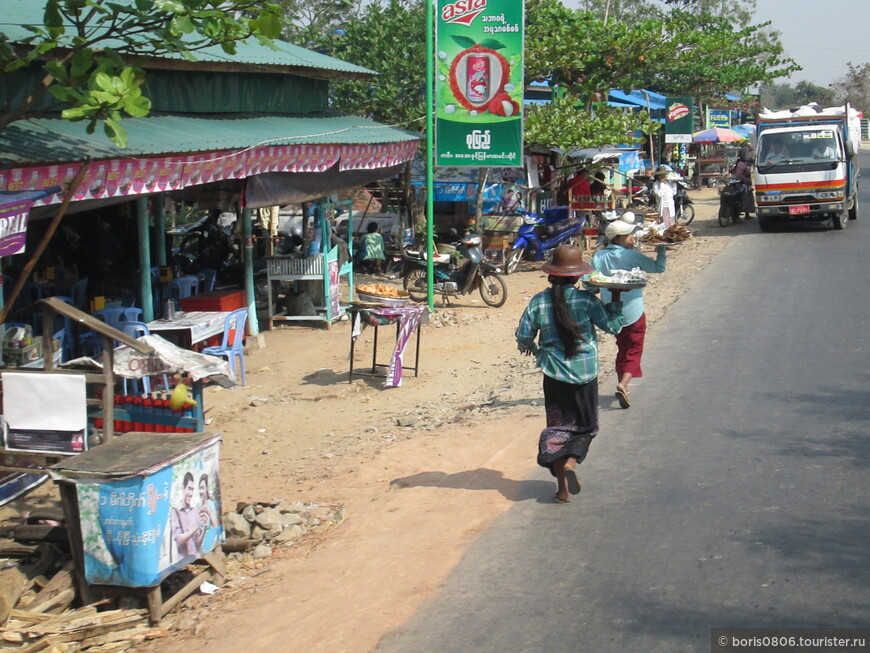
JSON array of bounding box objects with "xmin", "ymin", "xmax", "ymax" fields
[
  {"xmin": 644, "ymin": 10, "xmax": 798, "ymax": 100},
  {"xmin": 524, "ymin": 94, "xmax": 654, "ymax": 150},
  {"xmin": 829, "ymin": 63, "xmax": 870, "ymax": 114},
  {"xmin": 0, "ymin": 0, "xmax": 283, "ymax": 146},
  {"xmin": 761, "ymin": 80, "xmax": 835, "ymax": 109},
  {"xmin": 278, "ymin": 0, "xmax": 360, "ymax": 51},
  {"xmin": 327, "ymin": 0, "xmax": 426, "ymax": 130}
]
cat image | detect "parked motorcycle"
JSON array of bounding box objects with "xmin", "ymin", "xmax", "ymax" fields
[
  {"xmin": 402, "ymin": 233, "xmax": 507, "ymax": 308},
  {"xmin": 673, "ymin": 179, "xmax": 695, "ymax": 225},
  {"xmin": 718, "ymin": 179, "xmax": 748, "ymax": 227},
  {"xmin": 642, "ymin": 177, "xmax": 695, "ymax": 226},
  {"xmin": 505, "ymin": 209, "xmax": 586, "ymax": 275}
]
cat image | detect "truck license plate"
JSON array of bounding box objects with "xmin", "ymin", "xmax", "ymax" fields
[{"xmin": 789, "ymin": 205, "xmax": 810, "ymax": 215}]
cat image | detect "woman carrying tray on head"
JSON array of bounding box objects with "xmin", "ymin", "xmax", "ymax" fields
[
  {"xmin": 516, "ymin": 245, "xmax": 625, "ymax": 504},
  {"xmin": 592, "ymin": 219, "xmax": 666, "ymax": 409}
]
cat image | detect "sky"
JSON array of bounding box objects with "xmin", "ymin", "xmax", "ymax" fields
[
  {"xmin": 751, "ymin": 0, "xmax": 870, "ymax": 86},
  {"xmin": 562, "ymin": 0, "xmax": 870, "ymax": 87}
]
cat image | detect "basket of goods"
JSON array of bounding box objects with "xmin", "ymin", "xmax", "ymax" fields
[
  {"xmin": 638, "ymin": 224, "xmax": 692, "ymax": 246},
  {"xmin": 586, "ymin": 268, "xmax": 649, "ymax": 291},
  {"xmin": 355, "ymin": 284, "xmax": 410, "ymax": 307}
]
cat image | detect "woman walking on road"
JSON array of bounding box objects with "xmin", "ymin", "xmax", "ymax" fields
[
  {"xmin": 591, "ymin": 220, "xmax": 666, "ymax": 409},
  {"xmin": 516, "ymin": 245, "xmax": 625, "ymax": 503}
]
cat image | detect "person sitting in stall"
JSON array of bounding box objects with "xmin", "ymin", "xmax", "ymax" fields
[
  {"xmin": 358, "ymin": 221, "xmax": 386, "ymax": 275},
  {"xmin": 568, "ymin": 168, "xmax": 595, "ymax": 218}
]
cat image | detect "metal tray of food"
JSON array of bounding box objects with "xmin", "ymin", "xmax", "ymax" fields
[{"xmin": 585, "ymin": 279, "xmax": 648, "ymax": 291}]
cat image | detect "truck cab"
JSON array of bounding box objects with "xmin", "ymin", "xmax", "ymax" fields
[{"xmin": 754, "ymin": 107, "xmax": 859, "ymax": 231}]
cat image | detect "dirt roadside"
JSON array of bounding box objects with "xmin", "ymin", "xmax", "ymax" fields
[{"xmin": 2, "ymin": 188, "xmax": 749, "ymax": 651}]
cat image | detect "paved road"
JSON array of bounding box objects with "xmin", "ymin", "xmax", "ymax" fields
[{"xmin": 375, "ymin": 175, "xmax": 870, "ymax": 652}]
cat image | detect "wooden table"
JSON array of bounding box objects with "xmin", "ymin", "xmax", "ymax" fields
[
  {"xmin": 146, "ymin": 311, "xmax": 230, "ymax": 349},
  {"xmin": 348, "ymin": 305, "xmax": 424, "ymax": 388}
]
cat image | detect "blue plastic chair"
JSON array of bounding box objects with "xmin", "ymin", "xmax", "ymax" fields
[
  {"xmin": 70, "ymin": 278, "xmax": 88, "ymax": 309},
  {"xmin": 92, "ymin": 306, "xmax": 143, "ymax": 330},
  {"xmin": 81, "ymin": 307, "xmax": 144, "ymax": 356},
  {"xmin": 198, "ymin": 268, "xmax": 217, "ymax": 293},
  {"xmin": 117, "ymin": 321, "xmax": 170, "ymax": 395},
  {"xmin": 201, "ymin": 308, "xmax": 248, "ymax": 386},
  {"xmin": 163, "ymin": 275, "xmax": 199, "ymax": 301}
]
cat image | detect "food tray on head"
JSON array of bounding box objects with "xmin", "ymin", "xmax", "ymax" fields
[{"xmin": 586, "ymin": 279, "xmax": 648, "ymax": 291}]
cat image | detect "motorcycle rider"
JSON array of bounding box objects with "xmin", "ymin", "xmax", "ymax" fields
[{"xmin": 732, "ymin": 151, "xmax": 754, "ymax": 221}]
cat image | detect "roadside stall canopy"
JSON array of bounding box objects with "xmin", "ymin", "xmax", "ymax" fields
[{"xmin": 607, "ymin": 89, "xmax": 667, "ymax": 111}]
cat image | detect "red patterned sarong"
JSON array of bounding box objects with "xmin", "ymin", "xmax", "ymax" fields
[{"xmin": 615, "ymin": 312, "xmax": 646, "ymax": 378}]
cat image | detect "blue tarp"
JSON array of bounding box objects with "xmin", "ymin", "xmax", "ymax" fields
[
  {"xmin": 0, "ymin": 188, "xmax": 61, "ymax": 211},
  {"xmin": 607, "ymin": 89, "xmax": 667, "ymax": 111}
]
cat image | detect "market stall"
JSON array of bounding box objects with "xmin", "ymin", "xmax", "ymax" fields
[{"xmin": 265, "ymin": 200, "xmax": 354, "ymax": 327}]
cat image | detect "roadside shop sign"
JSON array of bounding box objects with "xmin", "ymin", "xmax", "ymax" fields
[
  {"xmin": 435, "ymin": 0, "xmax": 525, "ymax": 167},
  {"xmin": 665, "ymin": 96, "xmax": 694, "ymax": 144},
  {"xmin": 0, "ymin": 197, "xmax": 33, "ymax": 256},
  {"xmin": 707, "ymin": 109, "xmax": 731, "ymax": 128}
]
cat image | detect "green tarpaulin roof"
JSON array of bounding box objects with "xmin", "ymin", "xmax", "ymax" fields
[
  {"xmin": 0, "ymin": 112, "xmax": 421, "ymax": 165},
  {"xmin": 2, "ymin": 0, "xmax": 375, "ymax": 78}
]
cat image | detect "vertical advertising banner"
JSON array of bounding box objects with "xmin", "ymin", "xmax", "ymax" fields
[
  {"xmin": 664, "ymin": 96, "xmax": 694, "ymax": 144},
  {"xmin": 435, "ymin": 0, "xmax": 524, "ymax": 167}
]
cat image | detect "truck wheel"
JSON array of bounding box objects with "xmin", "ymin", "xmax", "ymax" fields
[
  {"xmin": 849, "ymin": 198, "xmax": 859, "ymax": 220},
  {"xmin": 831, "ymin": 211, "xmax": 847, "ymax": 230},
  {"xmin": 758, "ymin": 216, "xmax": 773, "ymax": 232}
]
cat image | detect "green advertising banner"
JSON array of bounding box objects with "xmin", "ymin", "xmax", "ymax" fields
[
  {"xmin": 435, "ymin": 0, "xmax": 524, "ymax": 167},
  {"xmin": 664, "ymin": 96, "xmax": 694, "ymax": 144}
]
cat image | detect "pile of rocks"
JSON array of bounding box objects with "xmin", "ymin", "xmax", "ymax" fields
[{"xmin": 221, "ymin": 500, "xmax": 345, "ymax": 560}]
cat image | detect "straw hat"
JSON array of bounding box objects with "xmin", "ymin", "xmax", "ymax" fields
[
  {"xmin": 653, "ymin": 165, "xmax": 671, "ymax": 178},
  {"xmin": 541, "ymin": 245, "xmax": 592, "ymax": 277},
  {"xmin": 605, "ymin": 219, "xmax": 638, "ymax": 241}
]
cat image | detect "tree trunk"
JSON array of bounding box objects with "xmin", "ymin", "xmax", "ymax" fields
[{"xmin": 470, "ymin": 167, "xmax": 489, "ymax": 233}]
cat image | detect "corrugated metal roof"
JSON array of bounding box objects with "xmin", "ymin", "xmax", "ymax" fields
[
  {"xmin": 1, "ymin": 0, "xmax": 375, "ymax": 77},
  {"xmin": 0, "ymin": 112, "xmax": 421, "ymax": 165}
]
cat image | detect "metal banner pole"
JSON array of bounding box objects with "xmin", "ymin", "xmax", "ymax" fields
[{"xmin": 425, "ymin": 0, "xmax": 435, "ymax": 310}]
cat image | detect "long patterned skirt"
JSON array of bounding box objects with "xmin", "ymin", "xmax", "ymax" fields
[{"xmin": 537, "ymin": 375, "xmax": 599, "ymax": 477}]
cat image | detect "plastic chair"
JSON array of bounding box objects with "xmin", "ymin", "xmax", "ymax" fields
[
  {"xmin": 71, "ymin": 278, "xmax": 88, "ymax": 309},
  {"xmin": 198, "ymin": 268, "xmax": 217, "ymax": 293},
  {"xmin": 118, "ymin": 321, "xmax": 170, "ymax": 395},
  {"xmin": 201, "ymin": 308, "xmax": 248, "ymax": 386},
  {"xmin": 163, "ymin": 275, "xmax": 199, "ymax": 301},
  {"xmin": 81, "ymin": 307, "xmax": 144, "ymax": 356},
  {"xmin": 92, "ymin": 306, "xmax": 144, "ymax": 330}
]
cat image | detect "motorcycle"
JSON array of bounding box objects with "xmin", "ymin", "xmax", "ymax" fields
[
  {"xmin": 505, "ymin": 209, "xmax": 586, "ymax": 275},
  {"xmin": 718, "ymin": 179, "xmax": 748, "ymax": 227},
  {"xmin": 673, "ymin": 179, "xmax": 695, "ymax": 225},
  {"xmin": 402, "ymin": 233, "xmax": 507, "ymax": 308},
  {"xmin": 644, "ymin": 177, "xmax": 695, "ymax": 226}
]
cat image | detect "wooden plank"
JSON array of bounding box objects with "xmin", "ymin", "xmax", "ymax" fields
[{"xmin": 22, "ymin": 562, "xmax": 74, "ymax": 613}]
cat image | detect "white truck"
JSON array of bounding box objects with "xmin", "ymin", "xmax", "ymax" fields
[{"xmin": 753, "ymin": 104, "xmax": 861, "ymax": 231}]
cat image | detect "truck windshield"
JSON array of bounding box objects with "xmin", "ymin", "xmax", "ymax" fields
[{"xmin": 757, "ymin": 129, "xmax": 840, "ymax": 170}]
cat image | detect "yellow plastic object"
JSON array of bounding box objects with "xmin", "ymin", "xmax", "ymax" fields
[{"xmin": 169, "ymin": 382, "xmax": 198, "ymax": 410}]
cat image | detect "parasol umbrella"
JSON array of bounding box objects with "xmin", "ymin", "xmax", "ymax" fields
[{"xmin": 692, "ymin": 126, "xmax": 747, "ymax": 143}]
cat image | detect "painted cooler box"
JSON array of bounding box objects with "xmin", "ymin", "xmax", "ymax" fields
[{"xmin": 50, "ymin": 432, "xmax": 222, "ymax": 588}]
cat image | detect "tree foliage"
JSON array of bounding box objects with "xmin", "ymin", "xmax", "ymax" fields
[
  {"xmin": 327, "ymin": 0, "xmax": 426, "ymax": 130},
  {"xmin": 829, "ymin": 63, "xmax": 870, "ymax": 115},
  {"xmin": 291, "ymin": 0, "xmax": 797, "ymax": 151},
  {"xmin": 761, "ymin": 80, "xmax": 835, "ymax": 110},
  {"xmin": 0, "ymin": 0, "xmax": 283, "ymax": 146},
  {"xmin": 524, "ymin": 95, "xmax": 654, "ymax": 151}
]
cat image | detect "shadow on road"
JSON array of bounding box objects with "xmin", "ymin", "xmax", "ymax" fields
[{"xmin": 390, "ymin": 468, "xmax": 556, "ymax": 503}]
